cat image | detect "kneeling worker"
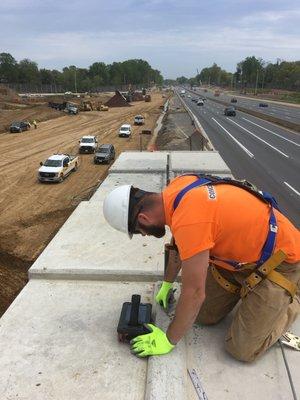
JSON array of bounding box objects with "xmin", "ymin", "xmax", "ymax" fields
[{"xmin": 103, "ymin": 174, "xmax": 300, "ymax": 362}]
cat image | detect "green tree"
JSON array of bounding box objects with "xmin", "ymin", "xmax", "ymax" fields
[
  {"xmin": 0, "ymin": 53, "xmax": 18, "ymax": 83},
  {"xmin": 18, "ymin": 59, "xmax": 39, "ymax": 84},
  {"xmin": 89, "ymin": 62, "xmax": 109, "ymax": 86}
]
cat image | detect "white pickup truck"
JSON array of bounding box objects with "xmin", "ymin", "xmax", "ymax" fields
[
  {"xmin": 79, "ymin": 135, "xmax": 98, "ymax": 153},
  {"xmin": 38, "ymin": 154, "xmax": 79, "ymax": 183}
]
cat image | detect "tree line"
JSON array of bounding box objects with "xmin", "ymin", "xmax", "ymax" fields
[
  {"xmin": 0, "ymin": 53, "xmax": 163, "ymax": 92},
  {"xmin": 167, "ymin": 56, "xmax": 300, "ymax": 92}
]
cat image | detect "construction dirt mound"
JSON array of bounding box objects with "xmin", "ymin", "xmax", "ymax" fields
[{"xmin": 105, "ymin": 91, "xmax": 130, "ymax": 107}]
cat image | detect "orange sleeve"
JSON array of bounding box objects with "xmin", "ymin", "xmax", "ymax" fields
[{"xmin": 173, "ymin": 222, "xmax": 215, "ymax": 260}]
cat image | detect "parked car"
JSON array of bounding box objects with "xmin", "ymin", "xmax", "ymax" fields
[
  {"xmin": 9, "ymin": 121, "xmax": 30, "ymax": 133},
  {"xmin": 119, "ymin": 124, "xmax": 132, "ymax": 138},
  {"xmin": 259, "ymin": 103, "xmax": 268, "ymax": 107},
  {"xmin": 231, "ymin": 98, "xmax": 237, "ymax": 103},
  {"xmin": 94, "ymin": 144, "xmax": 115, "ymax": 164},
  {"xmin": 79, "ymin": 135, "xmax": 98, "ymax": 153},
  {"xmin": 134, "ymin": 115, "xmax": 145, "ymax": 125},
  {"xmin": 38, "ymin": 154, "xmax": 79, "ymax": 182},
  {"xmin": 197, "ymin": 100, "xmax": 204, "ymax": 106},
  {"xmin": 191, "ymin": 98, "xmax": 198, "ymax": 102},
  {"xmin": 224, "ymin": 106, "xmax": 236, "ymax": 116}
]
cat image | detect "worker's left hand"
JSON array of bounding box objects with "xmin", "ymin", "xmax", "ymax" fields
[{"xmin": 130, "ymin": 324, "xmax": 175, "ymax": 357}]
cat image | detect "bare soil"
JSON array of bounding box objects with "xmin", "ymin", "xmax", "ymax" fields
[{"xmin": 0, "ymin": 92, "xmax": 164, "ymax": 315}]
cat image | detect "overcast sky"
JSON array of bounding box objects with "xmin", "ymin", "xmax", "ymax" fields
[{"xmin": 0, "ymin": 0, "xmax": 299, "ymax": 78}]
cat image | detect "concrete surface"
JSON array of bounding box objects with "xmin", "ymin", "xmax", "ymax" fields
[
  {"xmin": 145, "ymin": 283, "xmax": 189, "ymax": 400},
  {"xmin": 90, "ymin": 173, "xmax": 164, "ymax": 203},
  {"xmin": 283, "ymin": 317, "xmax": 300, "ymax": 397},
  {"xmin": 0, "ymin": 279, "xmax": 153, "ymax": 400},
  {"xmin": 109, "ymin": 151, "xmax": 169, "ymax": 174},
  {"xmin": 186, "ymin": 316, "xmax": 295, "ymax": 400},
  {"xmin": 170, "ymin": 151, "xmax": 231, "ymax": 175},
  {"xmin": 30, "ymin": 200, "xmax": 169, "ymax": 280}
]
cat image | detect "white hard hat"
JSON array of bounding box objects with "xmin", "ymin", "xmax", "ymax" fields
[{"xmin": 103, "ymin": 185, "xmax": 133, "ymax": 238}]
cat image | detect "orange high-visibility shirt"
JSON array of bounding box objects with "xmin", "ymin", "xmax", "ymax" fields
[{"xmin": 163, "ymin": 175, "xmax": 300, "ymax": 270}]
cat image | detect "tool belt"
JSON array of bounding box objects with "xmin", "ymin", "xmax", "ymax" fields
[{"xmin": 211, "ymin": 250, "xmax": 297, "ymax": 300}]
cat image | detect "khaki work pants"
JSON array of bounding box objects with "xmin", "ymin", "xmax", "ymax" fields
[{"xmin": 196, "ymin": 261, "xmax": 300, "ymax": 362}]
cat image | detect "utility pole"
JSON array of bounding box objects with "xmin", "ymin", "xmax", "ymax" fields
[
  {"xmin": 254, "ymin": 69, "xmax": 259, "ymax": 95},
  {"xmin": 261, "ymin": 72, "xmax": 265, "ymax": 91},
  {"xmin": 74, "ymin": 67, "xmax": 77, "ymax": 93},
  {"xmin": 231, "ymin": 74, "xmax": 233, "ymax": 91}
]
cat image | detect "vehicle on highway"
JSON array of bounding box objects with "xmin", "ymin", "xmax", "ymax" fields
[
  {"xmin": 94, "ymin": 144, "xmax": 115, "ymax": 164},
  {"xmin": 259, "ymin": 103, "xmax": 268, "ymax": 107},
  {"xmin": 224, "ymin": 106, "xmax": 236, "ymax": 116},
  {"xmin": 38, "ymin": 154, "xmax": 79, "ymax": 182},
  {"xmin": 197, "ymin": 99, "xmax": 204, "ymax": 106},
  {"xmin": 79, "ymin": 135, "xmax": 98, "ymax": 153},
  {"xmin": 134, "ymin": 115, "xmax": 145, "ymax": 125},
  {"xmin": 9, "ymin": 121, "xmax": 30, "ymax": 133},
  {"xmin": 231, "ymin": 98, "xmax": 237, "ymax": 103},
  {"xmin": 119, "ymin": 124, "xmax": 132, "ymax": 138}
]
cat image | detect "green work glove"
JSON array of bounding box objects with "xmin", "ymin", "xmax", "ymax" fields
[
  {"xmin": 130, "ymin": 324, "xmax": 175, "ymax": 357},
  {"xmin": 155, "ymin": 281, "xmax": 173, "ymax": 310}
]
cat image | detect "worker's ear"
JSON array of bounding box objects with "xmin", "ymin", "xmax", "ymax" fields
[{"xmin": 137, "ymin": 212, "xmax": 153, "ymax": 226}]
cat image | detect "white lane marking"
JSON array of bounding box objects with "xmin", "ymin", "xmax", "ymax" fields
[
  {"xmin": 242, "ymin": 118, "xmax": 300, "ymax": 147},
  {"xmin": 284, "ymin": 182, "xmax": 300, "ymax": 196},
  {"xmin": 212, "ymin": 117, "xmax": 254, "ymax": 158},
  {"xmin": 227, "ymin": 118, "xmax": 289, "ymax": 158}
]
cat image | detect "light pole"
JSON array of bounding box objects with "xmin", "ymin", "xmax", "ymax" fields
[
  {"xmin": 254, "ymin": 69, "xmax": 259, "ymax": 96},
  {"xmin": 74, "ymin": 67, "xmax": 77, "ymax": 93}
]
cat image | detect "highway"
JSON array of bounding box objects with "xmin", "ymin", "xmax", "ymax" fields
[
  {"xmin": 179, "ymin": 92, "xmax": 300, "ymax": 227},
  {"xmin": 192, "ymin": 88, "xmax": 300, "ymax": 126}
]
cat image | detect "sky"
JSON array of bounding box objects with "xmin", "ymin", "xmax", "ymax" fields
[{"xmin": 0, "ymin": 0, "xmax": 299, "ymax": 78}]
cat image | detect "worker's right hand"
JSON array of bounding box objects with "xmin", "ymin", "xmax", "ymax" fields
[{"xmin": 155, "ymin": 281, "xmax": 173, "ymax": 310}]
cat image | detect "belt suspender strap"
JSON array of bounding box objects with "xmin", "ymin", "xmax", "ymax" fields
[
  {"xmin": 240, "ymin": 250, "xmax": 297, "ymax": 299},
  {"xmin": 211, "ymin": 265, "xmax": 240, "ymax": 295},
  {"xmin": 212, "ymin": 250, "xmax": 297, "ymax": 300}
]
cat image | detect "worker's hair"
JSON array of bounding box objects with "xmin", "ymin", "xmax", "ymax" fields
[
  {"xmin": 129, "ymin": 187, "xmax": 157, "ymax": 214},
  {"xmin": 128, "ymin": 188, "xmax": 157, "ymax": 233}
]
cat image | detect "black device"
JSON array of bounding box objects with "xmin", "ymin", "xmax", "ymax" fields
[{"xmin": 117, "ymin": 294, "xmax": 152, "ymax": 342}]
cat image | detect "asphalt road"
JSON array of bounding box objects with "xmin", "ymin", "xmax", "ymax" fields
[
  {"xmin": 190, "ymin": 88, "xmax": 300, "ymax": 126},
  {"xmin": 180, "ymin": 93, "xmax": 300, "ymax": 227}
]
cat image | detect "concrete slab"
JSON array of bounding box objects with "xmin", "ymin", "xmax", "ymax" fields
[
  {"xmin": 283, "ymin": 317, "xmax": 300, "ymax": 397},
  {"xmin": 170, "ymin": 151, "xmax": 231, "ymax": 175},
  {"xmin": 109, "ymin": 151, "xmax": 169, "ymax": 173},
  {"xmin": 145, "ymin": 283, "xmax": 188, "ymax": 400},
  {"xmin": 30, "ymin": 201, "xmax": 169, "ymax": 280},
  {"xmin": 0, "ymin": 279, "xmax": 153, "ymax": 400},
  {"xmin": 90, "ymin": 173, "xmax": 164, "ymax": 203},
  {"xmin": 186, "ymin": 316, "xmax": 293, "ymax": 400}
]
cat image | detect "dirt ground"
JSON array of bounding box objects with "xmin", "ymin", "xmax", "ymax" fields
[
  {"xmin": 0, "ymin": 92, "xmax": 165, "ymax": 315},
  {"xmin": 0, "ymin": 91, "xmax": 112, "ymax": 132}
]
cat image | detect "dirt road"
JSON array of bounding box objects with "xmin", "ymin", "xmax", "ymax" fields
[{"xmin": 0, "ymin": 92, "xmax": 164, "ymax": 314}]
